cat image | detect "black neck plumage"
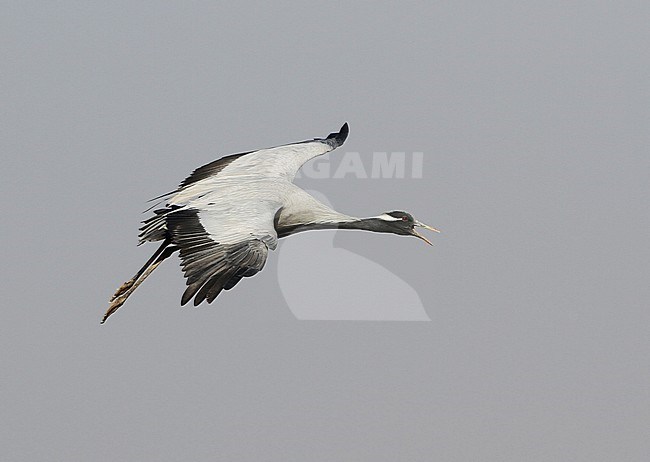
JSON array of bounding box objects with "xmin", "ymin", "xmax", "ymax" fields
[{"xmin": 276, "ymin": 217, "xmax": 391, "ymax": 239}]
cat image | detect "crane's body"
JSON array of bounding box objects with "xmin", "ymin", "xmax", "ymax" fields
[{"xmin": 102, "ymin": 123, "xmax": 438, "ymax": 323}]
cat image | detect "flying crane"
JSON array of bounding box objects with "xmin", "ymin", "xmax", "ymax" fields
[{"xmin": 102, "ymin": 123, "xmax": 439, "ymax": 323}]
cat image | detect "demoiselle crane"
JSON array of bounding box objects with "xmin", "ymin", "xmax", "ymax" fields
[{"xmin": 102, "ymin": 123, "xmax": 439, "ymax": 323}]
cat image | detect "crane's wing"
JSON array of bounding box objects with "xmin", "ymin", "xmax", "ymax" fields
[
  {"xmin": 166, "ymin": 207, "xmax": 278, "ymax": 306},
  {"xmin": 165, "ymin": 123, "xmax": 349, "ymax": 206}
]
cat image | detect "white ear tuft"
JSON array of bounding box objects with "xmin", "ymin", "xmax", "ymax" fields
[{"xmin": 375, "ymin": 213, "xmax": 401, "ymax": 222}]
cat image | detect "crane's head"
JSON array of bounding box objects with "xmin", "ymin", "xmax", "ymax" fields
[{"xmin": 376, "ymin": 211, "xmax": 440, "ymax": 245}]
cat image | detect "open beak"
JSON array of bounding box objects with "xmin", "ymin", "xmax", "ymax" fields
[{"xmin": 412, "ymin": 221, "xmax": 441, "ymax": 246}]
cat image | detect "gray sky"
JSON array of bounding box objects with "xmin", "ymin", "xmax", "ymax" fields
[{"xmin": 2, "ymin": 2, "xmax": 649, "ymax": 461}]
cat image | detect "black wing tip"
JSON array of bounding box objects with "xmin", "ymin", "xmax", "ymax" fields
[{"xmin": 325, "ymin": 122, "xmax": 349, "ymax": 148}]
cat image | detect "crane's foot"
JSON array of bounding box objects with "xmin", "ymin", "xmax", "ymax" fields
[{"xmin": 110, "ymin": 278, "xmax": 136, "ymax": 302}]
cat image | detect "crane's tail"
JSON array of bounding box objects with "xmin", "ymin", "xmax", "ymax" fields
[{"xmin": 101, "ymin": 239, "xmax": 176, "ymax": 324}]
